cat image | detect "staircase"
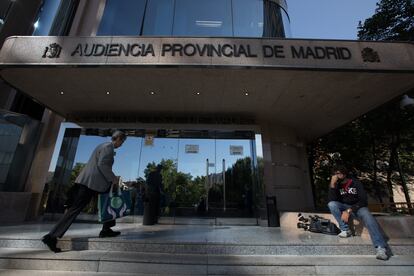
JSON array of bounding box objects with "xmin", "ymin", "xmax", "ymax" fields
[{"xmin": 0, "ymin": 222, "xmax": 413, "ymax": 275}]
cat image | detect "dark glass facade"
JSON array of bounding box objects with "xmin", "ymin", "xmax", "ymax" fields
[
  {"xmin": 0, "ymin": 0, "xmax": 14, "ymax": 32},
  {"xmin": 98, "ymin": 0, "xmax": 290, "ymax": 37},
  {"xmin": 33, "ymin": 0, "xmax": 80, "ymax": 36}
]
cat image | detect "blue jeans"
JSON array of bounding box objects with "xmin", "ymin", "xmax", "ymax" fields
[{"xmin": 327, "ymin": 201, "xmax": 387, "ymax": 248}]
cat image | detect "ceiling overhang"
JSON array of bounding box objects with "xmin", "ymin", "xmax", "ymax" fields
[{"xmin": 1, "ymin": 36, "xmax": 413, "ymax": 139}]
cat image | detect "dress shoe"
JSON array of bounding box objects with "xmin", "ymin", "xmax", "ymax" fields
[
  {"xmin": 42, "ymin": 234, "xmax": 62, "ymax": 253},
  {"xmin": 99, "ymin": 228, "xmax": 121, "ymax": 238}
]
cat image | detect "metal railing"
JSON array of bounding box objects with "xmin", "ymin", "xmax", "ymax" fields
[{"xmin": 369, "ymin": 202, "xmax": 414, "ymax": 215}]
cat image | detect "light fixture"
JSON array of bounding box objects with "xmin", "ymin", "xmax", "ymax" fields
[
  {"xmin": 195, "ymin": 92, "xmax": 201, "ymax": 95},
  {"xmin": 59, "ymin": 91, "xmax": 64, "ymax": 95},
  {"xmin": 244, "ymin": 91, "xmax": 249, "ymax": 96},
  {"xmin": 150, "ymin": 91, "xmax": 155, "ymax": 95},
  {"xmin": 195, "ymin": 20, "xmax": 222, "ymax": 28},
  {"xmin": 106, "ymin": 91, "xmax": 110, "ymax": 95},
  {"xmin": 400, "ymin": 94, "xmax": 414, "ymax": 109}
]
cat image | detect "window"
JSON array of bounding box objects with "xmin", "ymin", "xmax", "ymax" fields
[
  {"xmin": 142, "ymin": 0, "xmax": 174, "ymax": 36},
  {"xmin": 97, "ymin": 0, "xmax": 147, "ymax": 36},
  {"xmin": 0, "ymin": 0, "xmax": 13, "ymax": 31},
  {"xmin": 33, "ymin": 0, "xmax": 79, "ymax": 36},
  {"xmin": 96, "ymin": 0, "xmax": 290, "ymax": 38},
  {"xmin": 233, "ymin": 0, "xmax": 264, "ymax": 37},
  {"xmin": 173, "ymin": 0, "xmax": 233, "ymax": 37},
  {"xmin": 33, "ymin": 0, "xmax": 62, "ymax": 35},
  {"xmin": 262, "ymin": 0, "xmax": 285, "ymax": 37}
]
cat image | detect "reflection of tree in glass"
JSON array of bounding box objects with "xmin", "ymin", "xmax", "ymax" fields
[
  {"xmin": 141, "ymin": 157, "xmax": 263, "ymax": 215},
  {"xmin": 143, "ymin": 159, "xmax": 206, "ymax": 213},
  {"xmin": 209, "ymin": 156, "xmax": 264, "ymax": 214}
]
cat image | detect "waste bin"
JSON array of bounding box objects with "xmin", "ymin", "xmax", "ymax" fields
[{"xmin": 266, "ymin": 196, "xmax": 280, "ymax": 227}]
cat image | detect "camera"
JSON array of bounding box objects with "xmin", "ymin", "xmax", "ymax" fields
[
  {"xmin": 297, "ymin": 213, "xmax": 340, "ymax": 235},
  {"xmin": 297, "ymin": 213, "xmax": 311, "ymax": 230}
]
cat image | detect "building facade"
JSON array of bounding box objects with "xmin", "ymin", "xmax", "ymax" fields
[{"xmin": 0, "ymin": 0, "xmax": 413, "ymax": 224}]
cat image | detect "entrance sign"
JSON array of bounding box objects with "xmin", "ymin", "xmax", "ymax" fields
[
  {"xmin": 185, "ymin": 144, "xmax": 199, "ymax": 154},
  {"xmin": 230, "ymin": 146, "xmax": 243, "ymax": 155},
  {"xmin": 1, "ymin": 37, "xmax": 413, "ymax": 71}
]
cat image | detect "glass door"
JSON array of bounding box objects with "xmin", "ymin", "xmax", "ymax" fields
[
  {"xmin": 137, "ymin": 137, "xmax": 179, "ymax": 216},
  {"xmin": 215, "ymin": 139, "xmax": 254, "ymax": 217},
  {"xmin": 176, "ymin": 138, "xmax": 215, "ymax": 216}
]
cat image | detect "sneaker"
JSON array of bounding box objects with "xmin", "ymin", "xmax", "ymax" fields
[
  {"xmin": 376, "ymin": 247, "xmax": 389, "ymax": 261},
  {"xmin": 338, "ymin": 230, "xmax": 352, "ymax": 238},
  {"xmin": 99, "ymin": 229, "xmax": 121, "ymax": 238},
  {"xmin": 42, "ymin": 234, "xmax": 62, "ymax": 253}
]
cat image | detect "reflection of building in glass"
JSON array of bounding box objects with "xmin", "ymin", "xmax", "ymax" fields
[{"xmin": 97, "ymin": 0, "xmax": 290, "ymax": 37}]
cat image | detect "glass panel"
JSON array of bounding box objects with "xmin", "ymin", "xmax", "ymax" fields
[
  {"xmin": 281, "ymin": 8, "xmax": 291, "ymax": 37},
  {"xmin": 263, "ymin": 0, "xmax": 285, "ymax": 37},
  {"xmin": 176, "ymin": 138, "xmax": 215, "ymax": 214},
  {"xmin": 0, "ymin": 119, "xmax": 22, "ymax": 191},
  {"xmin": 46, "ymin": 130, "xmax": 144, "ymax": 213},
  {"xmin": 0, "ymin": 0, "xmax": 13, "ymax": 32},
  {"xmin": 142, "ymin": 0, "xmax": 174, "ymax": 36},
  {"xmin": 33, "ymin": 0, "xmax": 63, "ymax": 35},
  {"xmin": 46, "ymin": 128, "xmax": 81, "ymax": 213},
  {"xmin": 97, "ymin": 0, "xmax": 146, "ymax": 36},
  {"xmin": 173, "ymin": 0, "xmax": 232, "ymax": 37},
  {"xmin": 232, "ymin": 0, "xmax": 264, "ymax": 37},
  {"xmin": 138, "ymin": 137, "xmax": 179, "ymax": 216},
  {"xmin": 215, "ymin": 139, "xmax": 254, "ymax": 216},
  {"xmin": 71, "ymin": 135, "xmax": 143, "ymax": 186}
]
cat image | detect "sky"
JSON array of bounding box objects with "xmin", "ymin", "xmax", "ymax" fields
[
  {"xmin": 288, "ymin": 0, "xmax": 378, "ymax": 40},
  {"xmin": 48, "ymin": 0, "xmax": 380, "ymax": 178}
]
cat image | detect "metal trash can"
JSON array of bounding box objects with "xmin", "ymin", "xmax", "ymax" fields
[{"xmin": 266, "ymin": 196, "xmax": 280, "ymax": 227}]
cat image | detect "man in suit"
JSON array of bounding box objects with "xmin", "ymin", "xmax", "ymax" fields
[{"xmin": 42, "ymin": 130, "xmax": 127, "ymax": 253}]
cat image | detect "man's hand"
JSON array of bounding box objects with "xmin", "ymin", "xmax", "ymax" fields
[
  {"xmin": 341, "ymin": 210, "xmax": 351, "ymax": 223},
  {"xmin": 330, "ymin": 175, "xmax": 339, "ymax": 188}
]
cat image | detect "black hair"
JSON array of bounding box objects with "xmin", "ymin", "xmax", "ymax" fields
[{"xmin": 332, "ymin": 165, "xmax": 348, "ymax": 176}]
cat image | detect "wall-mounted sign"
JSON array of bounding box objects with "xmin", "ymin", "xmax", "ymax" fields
[
  {"xmin": 230, "ymin": 145, "xmax": 243, "ymax": 155},
  {"xmin": 185, "ymin": 144, "xmax": 199, "ymax": 154},
  {"xmin": 2, "ymin": 37, "xmax": 410, "ymax": 72}
]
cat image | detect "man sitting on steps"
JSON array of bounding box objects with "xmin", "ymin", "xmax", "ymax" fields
[{"xmin": 327, "ymin": 165, "xmax": 389, "ymax": 261}]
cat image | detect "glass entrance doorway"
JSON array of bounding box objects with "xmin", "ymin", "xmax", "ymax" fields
[{"xmin": 46, "ymin": 128, "xmax": 262, "ymax": 219}]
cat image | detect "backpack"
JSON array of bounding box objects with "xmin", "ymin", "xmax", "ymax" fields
[{"xmin": 297, "ymin": 213, "xmax": 340, "ymax": 235}]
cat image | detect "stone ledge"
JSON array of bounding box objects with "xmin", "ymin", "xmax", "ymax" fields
[{"xmin": 280, "ymin": 212, "xmax": 414, "ymax": 238}]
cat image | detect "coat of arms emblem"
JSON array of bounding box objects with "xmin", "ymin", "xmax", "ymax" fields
[
  {"xmin": 361, "ymin": 47, "xmax": 380, "ymax": 63},
  {"xmin": 42, "ymin": 43, "xmax": 62, "ymax": 58}
]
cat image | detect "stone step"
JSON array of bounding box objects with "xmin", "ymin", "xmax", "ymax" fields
[
  {"xmin": 1, "ymin": 236, "xmax": 414, "ymax": 255},
  {"xmin": 0, "ymin": 249, "xmax": 413, "ymax": 275}
]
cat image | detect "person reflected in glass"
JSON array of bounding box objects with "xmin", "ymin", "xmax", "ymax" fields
[
  {"xmin": 146, "ymin": 164, "xmax": 163, "ymax": 224},
  {"xmin": 42, "ymin": 130, "xmax": 127, "ymax": 253}
]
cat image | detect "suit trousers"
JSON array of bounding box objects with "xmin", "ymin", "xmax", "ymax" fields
[{"xmin": 49, "ymin": 184, "xmax": 115, "ymax": 238}]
